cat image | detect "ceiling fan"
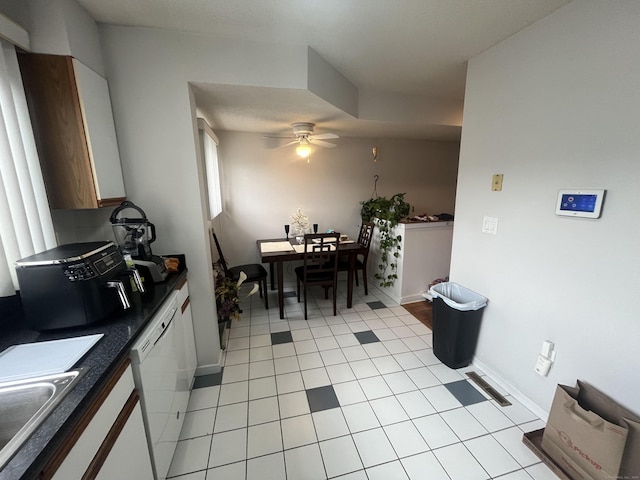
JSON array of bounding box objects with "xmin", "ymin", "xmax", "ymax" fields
[{"xmin": 264, "ymin": 122, "xmax": 339, "ymax": 158}]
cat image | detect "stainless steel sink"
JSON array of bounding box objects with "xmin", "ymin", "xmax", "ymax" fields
[{"xmin": 0, "ymin": 369, "xmax": 85, "ymax": 469}]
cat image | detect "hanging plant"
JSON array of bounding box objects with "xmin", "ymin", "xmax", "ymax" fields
[{"xmin": 360, "ymin": 193, "xmax": 411, "ymax": 287}]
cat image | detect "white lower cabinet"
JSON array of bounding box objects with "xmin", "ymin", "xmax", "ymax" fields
[
  {"xmin": 43, "ymin": 278, "xmax": 196, "ymax": 480},
  {"xmin": 94, "ymin": 400, "xmax": 153, "ymax": 480},
  {"xmin": 45, "ymin": 360, "xmax": 153, "ymax": 479}
]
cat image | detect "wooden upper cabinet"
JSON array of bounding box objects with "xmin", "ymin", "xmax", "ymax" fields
[{"xmin": 18, "ymin": 53, "xmax": 126, "ymax": 209}]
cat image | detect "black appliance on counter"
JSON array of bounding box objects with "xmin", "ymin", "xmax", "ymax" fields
[
  {"xmin": 15, "ymin": 241, "xmax": 134, "ymax": 331},
  {"xmin": 110, "ymin": 201, "xmax": 168, "ymax": 283}
]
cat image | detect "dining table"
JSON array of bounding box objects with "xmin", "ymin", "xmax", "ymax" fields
[{"xmin": 257, "ymin": 237, "xmax": 367, "ymax": 319}]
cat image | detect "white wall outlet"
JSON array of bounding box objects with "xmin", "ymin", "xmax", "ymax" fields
[
  {"xmin": 535, "ymin": 355, "xmax": 552, "ymax": 376},
  {"xmin": 541, "ymin": 340, "xmax": 554, "ymax": 358}
]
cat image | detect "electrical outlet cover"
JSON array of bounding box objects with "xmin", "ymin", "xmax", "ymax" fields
[
  {"xmin": 534, "ymin": 355, "xmax": 552, "ymax": 376},
  {"xmin": 492, "ymin": 174, "xmax": 503, "ymax": 191}
]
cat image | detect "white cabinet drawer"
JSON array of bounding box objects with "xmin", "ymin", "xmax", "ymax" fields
[
  {"xmin": 93, "ymin": 396, "xmax": 154, "ymax": 480},
  {"xmin": 49, "ymin": 361, "xmax": 136, "ymax": 479}
]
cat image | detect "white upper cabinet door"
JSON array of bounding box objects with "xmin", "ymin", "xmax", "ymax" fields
[
  {"xmin": 73, "ymin": 59, "xmax": 126, "ymax": 202},
  {"xmin": 18, "ymin": 53, "xmax": 126, "ymax": 209}
]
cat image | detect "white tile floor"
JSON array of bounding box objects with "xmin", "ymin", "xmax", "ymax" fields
[{"xmin": 167, "ymin": 280, "xmax": 554, "ymax": 480}]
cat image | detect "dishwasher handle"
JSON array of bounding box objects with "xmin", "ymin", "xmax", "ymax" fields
[{"xmin": 154, "ymin": 307, "xmax": 178, "ymax": 346}]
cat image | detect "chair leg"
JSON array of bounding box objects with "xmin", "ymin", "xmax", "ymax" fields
[
  {"xmin": 296, "ymin": 278, "xmax": 301, "ymax": 302},
  {"xmin": 262, "ymin": 277, "xmax": 268, "ymax": 309},
  {"xmin": 258, "ymin": 280, "xmax": 263, "ymax": 298},
  {"xmin": 332, "ymin": 285, "xmax": 337, "ymax": 316},
  {"xmin": 324, "ymin": 286, "xmax": 329, "ymax": 300},
  {"xmin": 362, "ymin": 267, "xmax": 368, "ymax": 295},
  {"xmin": 355, "ymin": 273, "xmax": 359, "ymax": 287},
  {"xmin": 303, "ymin": 285, "xmax": 308, "ymax": 320}
]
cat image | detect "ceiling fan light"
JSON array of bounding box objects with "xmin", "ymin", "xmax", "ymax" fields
[{"xmin": 296, "ymin": 144, "xmax": 311, "ymax": 158}]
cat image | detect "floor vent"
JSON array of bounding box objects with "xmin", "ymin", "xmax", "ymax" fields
[{"xmin": 466, "ymin": 371, "xmax": 512, "ymax": 407}]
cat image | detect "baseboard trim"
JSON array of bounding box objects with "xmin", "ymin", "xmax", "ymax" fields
[
  {"xmin": 195, "ymin": 363, "xmax": 222, "ymax": 376},
  {"xmin": 472, "ymin": 357, "xmax": 549, "ymax": 422},
  {"xmin": 400, "ymin": 293, "xmax": 427, "ymax": 304}
]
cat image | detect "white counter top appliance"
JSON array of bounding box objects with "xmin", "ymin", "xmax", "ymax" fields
[{"xmin": 15, "ymin": 241, "xmax": 130, "ymax": 331}]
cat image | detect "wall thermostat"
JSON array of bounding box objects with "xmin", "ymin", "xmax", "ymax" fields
[{"xmin": 555, "ymin": 189, "xmax": 605, "ymax": 218}]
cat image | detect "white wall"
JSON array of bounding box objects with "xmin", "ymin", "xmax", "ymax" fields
[
  {"xmin": 0, "ymin": 0, "xmax": 29, "ymax": 30},
  {"xmin": 97, "ymin": 26, "xmax": 327, "ymax": 372},
  {"xmin": 95, "ymin": 16, "xmax": 460, "ymax": 370},
  {"xmin": 370, "ymin": 222, "xmax": 454, "ymax": 305},
  {"xmin": 214, "ymin": 131, "xmax": 459, "ymax": 281},
  {"xmin": 27, "ymin": 0, "xmax": 104, "ymax": 75},
  {"xmin": 452, "ymin": 0, "xmax": 640, "ymax": 416}
]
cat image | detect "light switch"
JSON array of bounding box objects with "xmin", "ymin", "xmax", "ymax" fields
[
  {"xmin": 482, "ymin": 216, "xmax": 498, "ymax": 235},
  {"xmin": 492, "ymin": 174, "xmax": 503, "ymax": 191}
]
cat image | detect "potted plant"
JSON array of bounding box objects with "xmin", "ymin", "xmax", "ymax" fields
[
  {"xmin": 215, "ymin": 270, "xmax": 258, "ymax": 324},
  {"xmin": 360, "ymin": 193, "xmax": 411, "ymax": 287}
]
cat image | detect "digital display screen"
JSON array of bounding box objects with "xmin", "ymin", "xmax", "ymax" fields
[
  {"xmin": 556, "ymin": 189, "xmax": 605, "ymax": 218},
  {"xmin": 93, "ymin": 252, "xmax": 121, "ymax": 275},
  {"xmin": 559, "ymin": 194, "xmax": 597, "ymax": 213}
]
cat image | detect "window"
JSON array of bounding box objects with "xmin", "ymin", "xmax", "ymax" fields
[
  {"xmin": 0, "ymin": 38, "xmax": 56, "ymax": 297},
  {"xmin": 198, "ymin": 118, "xmax": 223, "ymax": 219}
]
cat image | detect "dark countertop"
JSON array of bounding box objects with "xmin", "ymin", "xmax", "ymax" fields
[{"xmin": 0, "ymin": 268, "xmax": 187, "ymax": 480}]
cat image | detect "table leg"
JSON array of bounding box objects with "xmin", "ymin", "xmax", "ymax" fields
[
  {"xmin": 277, "ymin": 260, "xmax": 285, "ymax": 319},
  {"xmin": 347, "ymin": 251, "xmax": 355, "ymax": 309},
  {"xmin": 269, "ymin": 262, "xmax": 275, "ymax": 290}
]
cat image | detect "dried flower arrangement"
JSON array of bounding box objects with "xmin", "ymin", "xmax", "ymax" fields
[{"xmin": 290, "ymin": 208, "xmax": 310, "ymax": 235}]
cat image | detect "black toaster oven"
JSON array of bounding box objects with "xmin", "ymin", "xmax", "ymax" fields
[{"xmin": 15, "ymin": 241, "xmax": 130, "ymax": 331}]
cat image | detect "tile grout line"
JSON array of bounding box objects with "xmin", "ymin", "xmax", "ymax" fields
[{"xmin": 200, "ymin": 289, "xmax": 543, "ymax": 479}]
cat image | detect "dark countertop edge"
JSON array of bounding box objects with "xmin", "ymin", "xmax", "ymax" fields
[{"xmin": 0, "ymin": 267, "xmax": 188, "ymax": 480}]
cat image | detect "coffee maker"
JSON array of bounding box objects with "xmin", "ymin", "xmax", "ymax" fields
[{"xmin": 110, "ymin": 201, "xmax": 168, "ymax": 283}]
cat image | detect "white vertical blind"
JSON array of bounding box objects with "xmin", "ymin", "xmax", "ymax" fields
[
  {"xmin": 0, "ymin": 39, "xmax": 56, "ymax": 296},
  {"xmin": 199, "ymin": 119, "xmax": 223, "ymax": 220}
]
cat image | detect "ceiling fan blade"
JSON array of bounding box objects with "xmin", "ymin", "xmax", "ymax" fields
[
  {"xmin": 309, "ymin": 139, "xmax": 337, "ymax": 148},
  {"xmin": 262, "ymin": 134, "xmax": 295, "ymax": 139},
  {"xmin": 311, "ymin": 133, "xmax": 339, "ymax": 140},
  {"xmin": 275, "ymin": 140, "xmax": 299, "ymax": 149}
]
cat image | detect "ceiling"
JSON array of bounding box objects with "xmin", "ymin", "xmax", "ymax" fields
[{"xmin": 77, "ymin": 0, "xmax": 571, "ymax": 141}]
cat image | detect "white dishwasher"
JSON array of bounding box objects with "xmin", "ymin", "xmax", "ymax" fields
[{"xmin": 130, "ymin": 291, "xmax": 189, "ymax": 480}]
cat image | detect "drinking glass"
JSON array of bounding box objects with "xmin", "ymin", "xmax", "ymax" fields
[
  {"xmin": 284, "ymin": 224, "xmax": 290, "ymax": 238},
  {"xmin": 313, "ymin": 223, "xmax": 318, "ymax": 234}
]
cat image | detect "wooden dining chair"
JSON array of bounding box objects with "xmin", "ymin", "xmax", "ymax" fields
[
  {"xmin": 295, "ymin": 232, "xmax": 340, "ymax": 320},
  {"xmin": 338, "ymin": 222, "xmax": 374, "ymax": 295},
  {"xmin": 211, "ymin": 229, "xmax": 268, "ymax": 309}
]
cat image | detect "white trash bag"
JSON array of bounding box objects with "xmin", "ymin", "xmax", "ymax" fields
[{"xmin": 429, "ymin": 282, "xmax": 488, "ymax": 311}]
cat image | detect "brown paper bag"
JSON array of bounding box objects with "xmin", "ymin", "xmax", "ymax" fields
[
  {"xmin": 575, "ymin": 380, "xmax": 640, "ymax": 479},
  {"xmin": 542, "ymin": 384, "xmax": 628, "ymax": 480}
]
